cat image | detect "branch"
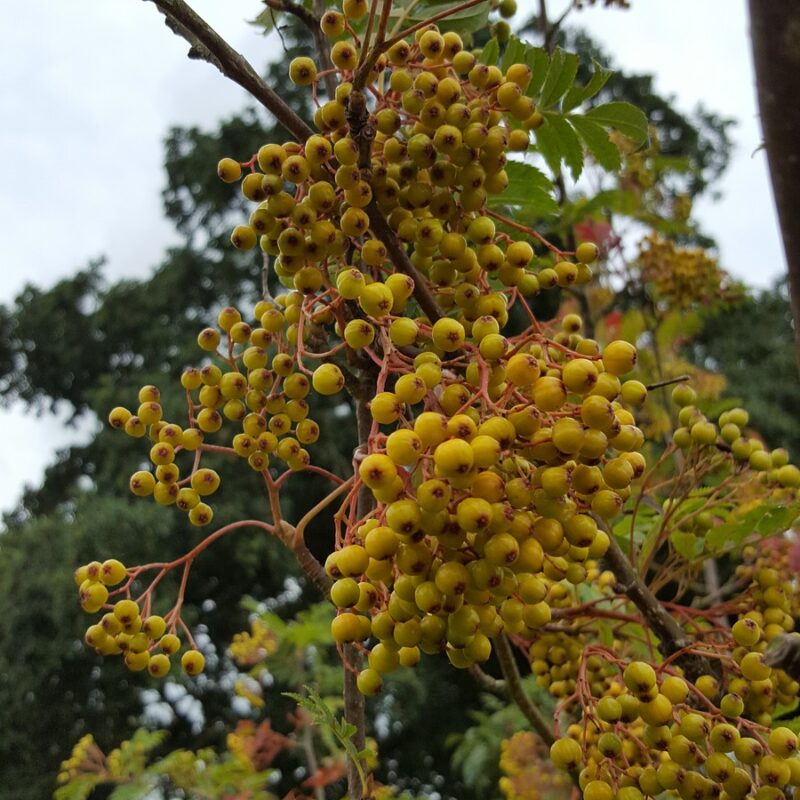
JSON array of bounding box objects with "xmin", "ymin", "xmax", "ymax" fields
[
  {"xmin": 495, "ymin": 633, "xmax": 583, "ymax": 783},
  {"xmin": 144, "ymin": 0, "xmax": 314, "ymax": 143},
  {"xmin": 602, "ymin": 529, "xmax": 716, "ymax": 684},
  {"xmin": 264, "ymin": 0, "xmax": 338, "ymax": 99},
  {"xmin": 468, "ymin": 663, "xmax": 507, "ymax": 695},
  {"xmin": 366, "ymin": 201, "xmax": 443, "ymax": 323},
  {"xmin": 645, "ymin": 374, "xmax": 690, "ymax": 391},
  {"xmin": 748, "ymin": 0, "xmax": 800, "ymax": 371},
  {"xmin": 345, "ymin": 86, "xmax": 444, "ymax": 324},
  {"xmin": 494, "ymin": 634, "xmax": 555, "ymax": 747},
  {"xmin": 764, "ymin": 633, "xmax": 800, "ymax": 682},
  {"xmin": 353, "ymin": 0, "xmax": 393, "ymax": 90},
  {"xmin": 276, "ymin": 521, "xmax": 333, "ymax": 598}
]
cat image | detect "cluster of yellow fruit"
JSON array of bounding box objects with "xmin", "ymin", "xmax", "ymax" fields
[
  {"xmin": 221, "ymin": 19, "xmax": 599, "ymax": 305},
  {"xmin": 638, "ymin": 233, "xmax": 741, "ymax": 311},
  {"xmin": 108, "ymin": 384, "xmax": 215, "ymax": 526},
  {"xmin": 321, "ymin": 332, "xmax": 650, "ymax": 694},
  {"xmin": 208, "ymin": 6, "xmax": 800, "ymax": 699},
  {"xmin": 108, "ymin": 297, "xmax": 340, "ymax": 525},
  {"xmin": 737, "ymin": 539, "xmax": 800, "ymax": 622},
  {"xmin": 727, "ymin": 565, "xmax": 800, "ymax": 724},
  {"xmin": 550, "ymin": 661, "xmax": 800, "ymax": 800},
  {"xmin": 76, "ymin": 559, "xmax": 205, "ymax": 677},
  {"xmin": 531, "ymin": 627, "xmax": 618, "ymax": 701},
  {"xmin": 671, "ymin": 385, "xmax": 800, "ymax": 488}
]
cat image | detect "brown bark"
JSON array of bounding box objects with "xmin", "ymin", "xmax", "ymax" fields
[
  {"xmin": 603, "ymin": 533, "xmax": 715, "ymax": 684},
  {"xmin": 748, "ymin": 2, "xmax": 800, "ymax": 367}
]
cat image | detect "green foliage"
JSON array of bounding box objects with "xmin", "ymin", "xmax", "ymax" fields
[
  {"xmin": 486, "ymin": 161, "xmax": 559, "ymax": 219},
  {"xmin": 55, "ymin": 728, "xmax": 275, "ymax": 800},
  {"xmin": 389, "ymin": 0, "xmax": 492, "ymax": 35},
  {"xmin": 449, "ymin": 682, "xmax": 553, "ymax": 797},
  {"xmin": 705, "ymin": 502, "xmax": 800, "ymax": 553},
  {"xmin": 480, "ymin": 35, "xmax": 647, "ymax": 181},
  {"xmin": 284, "ymin": 686, "xmax": 368, "ymax": 792}
]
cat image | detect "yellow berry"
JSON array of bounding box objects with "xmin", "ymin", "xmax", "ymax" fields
[
  {"xmin": 181, "ymin": 649, "xmax": 206, "ymax": 675},
  {"xmin": 312, "ymin": 364, "xmax": 345, "ymax": 395}
]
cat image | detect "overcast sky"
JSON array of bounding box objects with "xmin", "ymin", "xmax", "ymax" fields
[{"xmin": 0, "ymin": 0, "xmax": 783, "ymax": 513}]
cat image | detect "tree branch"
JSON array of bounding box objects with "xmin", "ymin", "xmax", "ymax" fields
[
  {"xmin": 143, "ymin": 0, "xmax": 314, "ymax": 143},
  {"xmin": 264, "ymin": 0, "xmax": 338, "ymax": 99},
  {"xmin": 602, "ymin": 530, "xmax": 716, "ymax": 684},
  {"xmin": 494, "ymin": 634, "xmax": 555, "ymax": 746},
  {"xmin": 645, "ymin": 374, "xmax": 690, "ymax": 391},
  {"xmin": 748, "ymin": 0, "xmax": 800, "ymax": 370},
  {"xmin": 365, "ymin": 202, "xmax": 443, "ymax": 323},
  {"xmin": 468, "ymin": 663, "xmax": 507, "ymax": 695},
  {"xmin": 345, "ymin": 87, "xmax": 444, "ymax": 324}
]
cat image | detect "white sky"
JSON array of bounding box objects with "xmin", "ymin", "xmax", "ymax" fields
[{"xmin": 0, "ymin": 0, "xmax": 783, "ymax": 513}]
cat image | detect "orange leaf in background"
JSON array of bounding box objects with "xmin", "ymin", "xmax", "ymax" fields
[
  {"xmin": 574, "ymin": 220, "xmax": 615, "ymax": 251},
  {"xmin": 602, "ymin": 309, "xmax": 622, "ymax": 340},
  {"xmin": 303, "ymin": 760, "xmax": 347, "ymax": 788}
]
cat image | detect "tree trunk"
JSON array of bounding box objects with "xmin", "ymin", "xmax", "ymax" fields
[{"xmin": 748, "ymin": 1, "xmax": 800, "ymax": 367}]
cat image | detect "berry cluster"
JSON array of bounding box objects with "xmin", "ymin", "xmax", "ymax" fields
[
  {"xmin": 672, "ymin": 386, "xmax": 800, "ymax": 487},
  {"xmin": 88, "ymin": 0, "xmax": 800, "ymax": 730},
  {"xmin": 76, "ymin": 559, "xmax": 205, "ymax": 677},
  {"xmin": 550, "ymin": 660, "xmax": 800, "ymax": 800}
]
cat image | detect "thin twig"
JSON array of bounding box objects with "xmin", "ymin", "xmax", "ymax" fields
[
  {"xmin": 365, "ymin": 202, "xmax": 443, "ymax": 322},
  {"xmin": 494, "ymin": 634, "xmax": 555, "ymax": 746},
  {"xmin": 354, "ymin": 0, "xmax": 393, "ymax": 89},
  {"xmin": 379, "ymin": 0, "xmax": 487, "ymax": 53},
  {"xmin": 600, "ymin": 523, "xmax": 717, "ymax": 684},
  {"xmin": 468, "ymin": 663, "xmax": 506, "ymax": 695},
  {"xmin": 144, "ymin": 0, "xmax": 314, "ymax": 143},
  {"xmin": 264, "ymin": 0, "xmax": 338, "ymax": 98},
  {"xmin": 645, "ymin": 374, "xmax": 690, "ymax": 391}
]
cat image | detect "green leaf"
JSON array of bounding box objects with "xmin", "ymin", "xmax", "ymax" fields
[
  {"xmin": 248, "ymin": 8, "xmax": 277, "ymax": 34},
  {"xmin": 562, "ymin": 59, "xmax": 613, "ymax": 112},
  {"xmin": 584, "ymin": 101, "xmax": 649, "ymax": 146},
  {"xmin": 479, "ymin": 37, "xmax": 499, "ymax": 66},
  {"xmin": 501, "ymin": 37, "xmax": 526, "ymax": 73},
  {"xmin": 670, "ymin": 530, "xmax": 703, "ymax": 560},
  {"xmin": 538, "ymin": 47, "xmax": 580, "ymax": 110},
  {"xmin": 524, "ymin": 47, "xmax": 550, "ymax": 99},
  {"xmin": 392, "ymin": 0, "xmax": 491, "ymax": 34},
  {"xmin": 706, "ymin": 502, "xmax": 800, "ymax": 552},
  {"xmin": 535, "ymin": 114, "xmax": 583, "ymax": 180},
  {"xmin": 598, "ymin": 621, "xmax": 614, "ymax": 649},
  {"xmin": 486, "ymin": 161, "xmax": 558, "ymax": 218},
  {"xmin": 637, "ymin": 523, "xmax": 662, "ymax": 572},
  {"xmin": 283, "ymin": 687, "xmax": 368, "ymax": 793},
  {"xmin": 569, "ymin": 115, "xmax": 622, "ymax": 172}
]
